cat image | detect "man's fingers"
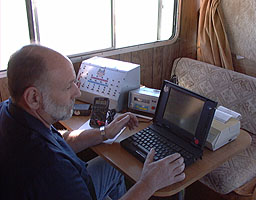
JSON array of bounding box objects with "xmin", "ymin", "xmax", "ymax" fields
[
  {"xmin": 173, "ymin": 163, "xmax": 185, "ymax": 175},
  {"xmin": 170, "ymin": 156, "xmax": 184, "ymax": 171},
  {"xmin": 157, "ymin": 153, "xmax": 184, "ymax": 173},
  {"xmin": 163, "ymin": 153, "xmax": 182, "ymax": 163},
  {"xmin": 112, "ymin": 113, "xmax": 138, "ymax": 130},
  {"xmin": 144, "ymin": 148, "xmax": 155, "ymax": 166},
  {"xmin": 130, "ymin": 114, "xmax": 139, "ymax": 126},
  {"xmin": 126, "ymin": 114, "xmax": 138, "ymax": 129},
  {"xmin": 116, "ymin": 115, "xmax": 130, "ymax": 127},
  {"xmin": 173, "ymin": 172, "xmax": 186, "ymax": 183}
]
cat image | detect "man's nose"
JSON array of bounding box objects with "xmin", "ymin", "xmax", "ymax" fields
[{"xmin": 74, "ymin": 83, "xmax": 81, "ymax": 98}]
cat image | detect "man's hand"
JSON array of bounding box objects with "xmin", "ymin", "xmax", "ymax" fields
[
  {"xmin": 139, "ymin": 149, "xmax": 185, "ymax": 193},
  {"xmin": 105, "ymin": 112, "xmax": 138, "ymax": 139}
]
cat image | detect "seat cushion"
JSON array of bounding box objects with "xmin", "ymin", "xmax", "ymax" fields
[{"xmin": 172, "ymin": 57, "xmax": 256, "ymax": 194}]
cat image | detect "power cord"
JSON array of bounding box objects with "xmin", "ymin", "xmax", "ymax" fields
[
  {"xmin": 170, "ymin": 74, "xmax": 179, "ymax": 85},
  {"xmin": 170, "ymin": 57, "xmax": 183, "ymax": 85},
  {"xmin": 107, "ymin": 109, "xmax": 116, "ymax": 124},
  {"xmin": 170, "ymin": 46, "xmax": 201, "ymax": 85}
]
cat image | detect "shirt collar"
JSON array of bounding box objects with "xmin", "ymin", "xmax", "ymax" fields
[
  {"xmin": 8, "ymin": 98, "xmax": 51, "ymax": 135},
  {"xmin": 7, "ymin": 98, "xmax": 64, "ymax": 149}
]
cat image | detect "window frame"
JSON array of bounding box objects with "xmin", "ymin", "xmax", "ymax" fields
[
  {"xmin": 68, "ymin": 0, "xmax": 181, "ymax": 63},
  {"xmin": 1, "ymin": 0, "xmax": 181, "ymax": 72}
]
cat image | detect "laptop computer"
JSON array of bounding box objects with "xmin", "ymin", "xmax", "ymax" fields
[{"xmin": 121, "ymin": 80, "xmax": 217, "ymax": 167}]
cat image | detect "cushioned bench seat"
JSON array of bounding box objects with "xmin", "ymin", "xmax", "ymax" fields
[{"xmin": 172, "ymin": 57, "xmax": 256, "ymax": 194}]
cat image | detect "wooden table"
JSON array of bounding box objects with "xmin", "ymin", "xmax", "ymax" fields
[{"xmin": 60, "ymin": 115, "xmax": 252, "ymax": 197}]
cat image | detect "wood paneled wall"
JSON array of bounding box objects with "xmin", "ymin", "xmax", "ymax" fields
[
  {"xmin": 0, "ymin": 0, "xmax": 200, "ymax": 101},
  {"xmin": 0, "ymin": 72, "xmax": 9, "ymax": 102}
]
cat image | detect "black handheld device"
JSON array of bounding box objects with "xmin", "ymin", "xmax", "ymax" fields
[{"xmin": 89, "ymin": 97, "xmax": 110, "ymax": 128}]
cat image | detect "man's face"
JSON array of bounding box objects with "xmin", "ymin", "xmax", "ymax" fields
[{"xmin": 40, "ymin": 56, "xmax": 81, "ymax": 122}]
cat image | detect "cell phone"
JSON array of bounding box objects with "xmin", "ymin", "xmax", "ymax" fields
[{"xmin": 89, "ymin": 97, "xmax": 110, "ymax": 128}]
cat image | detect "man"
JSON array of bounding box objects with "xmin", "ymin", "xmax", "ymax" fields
[{"xmin": 0, "ymin": 45, "xmax": 185, "ymax": 200}]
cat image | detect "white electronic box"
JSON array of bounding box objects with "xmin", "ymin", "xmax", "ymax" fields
[
  {"xmin": 206, "ymin": 106, "xmax": 241, "ymax": 151},
  {"xmin": 128, "ymin": 87, "xmax": 160, "ymax": 114},
  {"xmin": 76, "ymin": 56, "xmax": 140, "ymax": 112}
]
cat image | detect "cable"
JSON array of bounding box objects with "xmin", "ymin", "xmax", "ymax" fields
[
  {"xmin": 170, "ymin": 57, "xmax": 183, "ymax": 85},
  {"xmin": 170, "ymin": 46, "xmax": 201, "ymax": 85},
  {"xmin": 107, "ymin": 109, "xmax": 116, "ymax": 124}
]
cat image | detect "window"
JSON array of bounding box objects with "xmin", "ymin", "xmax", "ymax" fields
[
  {"xmin": 0, "ymin": 0, "xmax": 179, "ymax": 71},
  {"xmin": 115, "ymin": 0, "xmax": 159, "ymax": 48},
  {"xmin": 115, "ymin": 0, "xmax": 176, "ymax": 48},
  {"xmin": 0, "ymin": 0, "xmax": 30, "ymax": 71},
  {"xmin": 36, "ymin": 0, "xmax": 112, "ymax": 55}
]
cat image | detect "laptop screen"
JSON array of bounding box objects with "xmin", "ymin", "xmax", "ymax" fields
[{"xmin": 163, "ymin": 87, "xmax": 205, "ymax": 136}]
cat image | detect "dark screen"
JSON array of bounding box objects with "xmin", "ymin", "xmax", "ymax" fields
[{"xmin": 163, "ymin": 88, "xmax": 204, "ymax": 135}]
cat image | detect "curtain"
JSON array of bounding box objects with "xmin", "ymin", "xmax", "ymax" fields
[{"xmin": 197, "ymin": 0, "xmax": 234, "ymax": 70}]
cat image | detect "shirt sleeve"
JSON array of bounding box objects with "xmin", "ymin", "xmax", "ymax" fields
[{"xmin": 26, "ymin": 158, "xmax": 93, "ymax": 200}]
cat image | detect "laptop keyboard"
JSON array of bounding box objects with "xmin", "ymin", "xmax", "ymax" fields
[{"xmin": 125, "ymin": 127, "xmax": 194, "ymax": 164}]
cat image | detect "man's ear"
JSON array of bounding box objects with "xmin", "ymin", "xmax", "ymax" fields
[{"xmin": 23, "ymin": 87, "xmax": 42, "ymax": 110}]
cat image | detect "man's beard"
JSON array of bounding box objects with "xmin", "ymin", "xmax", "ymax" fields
[{"xmin": 42, "ymin": 92, "xmax": 75, "ymax": 122}]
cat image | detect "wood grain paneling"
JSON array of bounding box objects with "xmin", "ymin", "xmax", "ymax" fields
[
  {"xmin": 162, "ymin": 42, "xmax": 181, "ymax": 83},
  {"xmin": 0, "ymin": 76, "xmax": 10, "ymax": 101},
  {"xmin": 152, "ymin": 46, "xmax": 164, "ymax": 89},
  {"xmin": 73, "ymin": 62, "xmax": 82, "ymax": 75},
  {"xmin": 119, "ymin": 53, "xmax": 132, "ymax": 63},
  {"xmin": 107, "ymin": 54, "xmax": 120, "ymax": 61},
  {"xmin": 132, "ymin": 49, "xmax": 154, "ymax": 88},
  {"xmin": 179, "ymin": 0, "xmax": 200, "ymax": 57}
]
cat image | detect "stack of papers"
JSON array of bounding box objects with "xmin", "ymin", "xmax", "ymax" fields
[{"xmin": 214, "ymin": 106, "xmax": 241, "ymax": 123}]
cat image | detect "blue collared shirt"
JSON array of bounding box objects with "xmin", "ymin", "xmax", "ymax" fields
[{"xmin": 0, "ymin": 99, "xmax": 94, "ymax": 200}]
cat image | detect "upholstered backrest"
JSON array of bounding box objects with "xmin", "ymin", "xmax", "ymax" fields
[{"xmin": 172, "ymin": 57, "xmax": 256, "ymax": 135}]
